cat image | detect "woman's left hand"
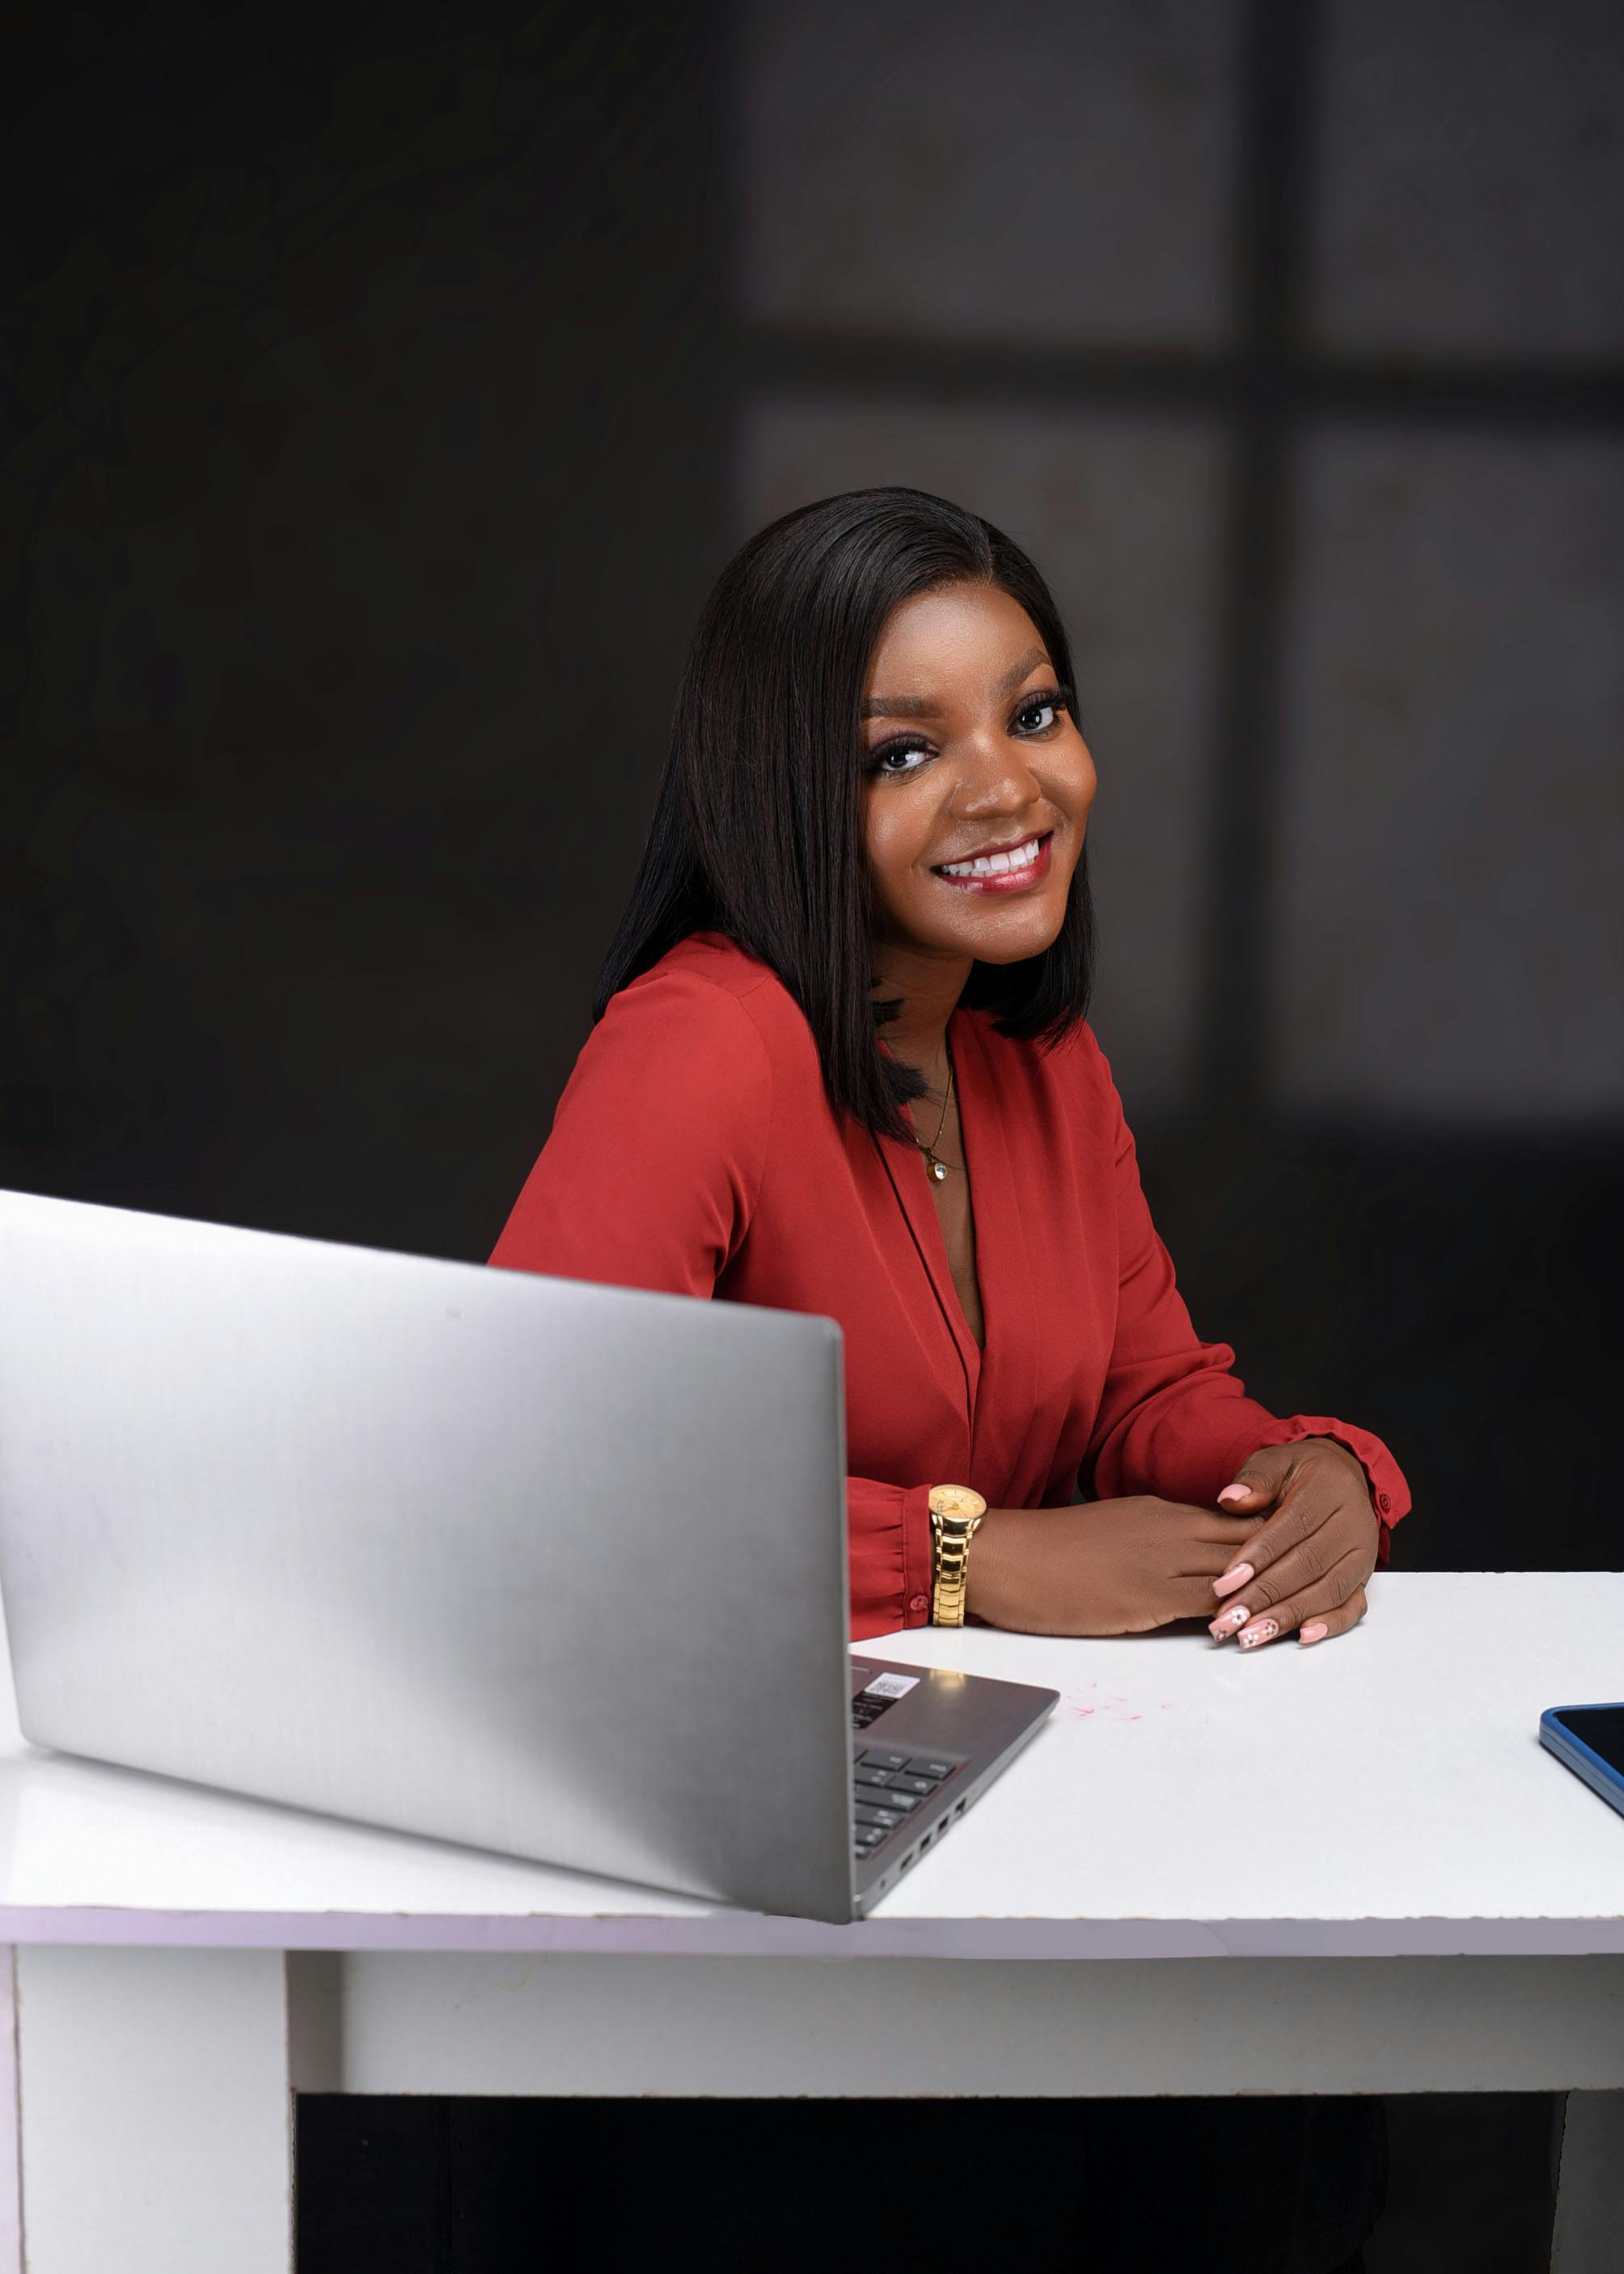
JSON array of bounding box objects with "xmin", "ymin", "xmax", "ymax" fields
[{"xmin": 1205, "ymin": 1438, "xmax": 1381, "ymax": 1649}]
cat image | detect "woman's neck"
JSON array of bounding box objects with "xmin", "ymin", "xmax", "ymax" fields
[{"xmin": 869, "ymin": 943, "xmax": 971, "ymax": 1090}]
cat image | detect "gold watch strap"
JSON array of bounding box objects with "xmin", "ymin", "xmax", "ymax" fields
[{"xmin": 928, "ymin": 1484, "xmax": 987, "ymax": 1626}]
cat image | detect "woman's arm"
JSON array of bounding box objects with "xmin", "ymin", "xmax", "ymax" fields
[{"xmin": 488, "ymin": 968, "xmax": 937, "ymax": 1637}]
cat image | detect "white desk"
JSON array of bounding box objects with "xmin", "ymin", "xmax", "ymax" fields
[{"xmin": 2, "ymin": 1571, "xmax": 1620, "ymax": 2272}]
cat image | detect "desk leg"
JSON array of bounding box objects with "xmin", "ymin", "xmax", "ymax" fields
[
  {"xmin": 12, "ymin": 1946, "xmax": 294, "ymax": 2274},
  {"xmin": 1, "ymin": 1950, "xmax": 20, "ymax": 2274},
  {"xmin": 1550, "ymin": 2090, "xmax": 1624, "ymax": 2274}
]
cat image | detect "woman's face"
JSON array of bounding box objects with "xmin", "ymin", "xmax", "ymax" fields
[{"xmin": 858, "ymin": 581, "xmax": 1096, "ymax": 968}]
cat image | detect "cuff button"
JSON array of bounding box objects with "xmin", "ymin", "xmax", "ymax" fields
[
  {"xmin": 908, "ymin": 1592, "xmax": 929, "ymax": 1614},
  {"xmin": 1377, "ymin": 1491, "xmax": 1391, "ymax": 1513}
]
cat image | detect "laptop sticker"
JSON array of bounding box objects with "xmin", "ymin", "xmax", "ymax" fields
[{"xmin": 862, "ymin": 1672, "xmax": 920, "ymax": 1699}]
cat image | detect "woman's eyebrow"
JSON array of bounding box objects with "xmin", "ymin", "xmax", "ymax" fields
[{"xmin": 861, "ymin": 645, "xmax": 1051, "ymax": 720}]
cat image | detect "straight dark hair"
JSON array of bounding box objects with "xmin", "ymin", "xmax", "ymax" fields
[{"xmin": 593, "ymin": 485, "xmax": 1096, "ymax": 1149}]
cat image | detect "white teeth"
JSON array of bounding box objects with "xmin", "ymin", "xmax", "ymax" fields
[{"xmin": 940, "ymin": 836, "xmax": 1042, "ymax": 879}]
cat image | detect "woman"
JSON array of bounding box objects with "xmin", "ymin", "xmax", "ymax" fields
[{"xmin": 489, "ymin": 488, "xmax": 1406, "ymax": 2273}]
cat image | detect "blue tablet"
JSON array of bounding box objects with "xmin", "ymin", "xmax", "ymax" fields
[{"xmin": 1540, "ymin": 1703, "xmax": 1624, "ymax": 1819}]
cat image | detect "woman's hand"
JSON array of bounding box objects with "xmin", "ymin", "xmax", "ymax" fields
[
  {"xmin": 964, "ymin": 1496, "xmax": 1261, "ymax": 1637},
  {"xmin": 1206, "ymin": 1437, "xmax": 1381, "ymax": 1649}
]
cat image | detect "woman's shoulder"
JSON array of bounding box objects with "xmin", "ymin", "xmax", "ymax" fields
[
  {"xmin": 594, "ymin": 931, "xmax": 831, "ymax": 1097},
  {"xmin": 631, "ymin": 928, "xmax": 780, "ymax": 1005},
  {"xmin": 615, "ymin": 932, "xmax": 815, "ymax": 1052}
]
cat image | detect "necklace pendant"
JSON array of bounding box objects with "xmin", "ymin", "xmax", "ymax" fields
[{"xmin": 927, "ymin": 1153, "xmax": 947, "ymax": 1182}]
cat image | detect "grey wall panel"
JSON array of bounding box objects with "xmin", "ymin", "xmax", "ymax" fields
[
  {"xmin": 1274, "ymin": 430, "xmax": 1624, "ymax": 1124},
  {"xmin": 739, "ymin": 0, "xmax": 1241, "ymax": 349},
  {"xmin": 1312, "ymin": 0, "xmax": 1624, "ymax": 356}
]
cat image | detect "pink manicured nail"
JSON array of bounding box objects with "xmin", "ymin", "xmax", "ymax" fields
[
  {"xmin": 1237, "ymin": 1618, "xmax": 1279, "ymax": 1649},
  {"xmin": 1208, "ymin": 1603, "xmax": 1250, "ymax": 1637},
  {"xmin": 1216, "ymin": 1484, "xmax": 1250, "ymax": 1505},
  {"xmin": 1300, "ymin": 1621, "xmax": 1330, "ymax": 1644},
  {"xmin": 1213, "ymin": 1562, "xmax": 1254, "ymax": 1597}
]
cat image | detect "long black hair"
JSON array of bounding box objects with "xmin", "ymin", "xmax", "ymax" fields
[{"xmin": 593, "ymin": 485, "xmax": 1095, "ymax": 1150}]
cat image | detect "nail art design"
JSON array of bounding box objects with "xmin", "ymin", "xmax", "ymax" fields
[
  {"xmin": 1208, "ymin": 1603, "xmax": 1250, "ymax": 1636},
  {"xmin": 1237, "ymin": 1617, "xmax": 1279, "ymax": 1649}
]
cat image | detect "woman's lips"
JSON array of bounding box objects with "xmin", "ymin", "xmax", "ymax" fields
[{"xmin": 932, "ymin": 831, "xmax": 1054, "ymax": 894}]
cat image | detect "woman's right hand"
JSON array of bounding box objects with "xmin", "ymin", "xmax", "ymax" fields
[{"xmin": 964, "ymin": 1497, "xmax": 1250, "ymax": 1637}]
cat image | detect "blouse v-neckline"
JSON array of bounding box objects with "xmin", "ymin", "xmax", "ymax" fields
[{"xmin": 875, "ymin": 1007, "xmax": 1038, "ymax": 1442}]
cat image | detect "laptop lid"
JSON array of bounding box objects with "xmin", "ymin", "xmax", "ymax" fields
[{"xmin": 0, "ymin": 1188, "xmax": 857, "ymax": 1922}]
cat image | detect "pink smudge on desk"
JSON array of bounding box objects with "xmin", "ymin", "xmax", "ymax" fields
[{"xmin": 1059, "ymin": 1688, "xmax": 1160, "ymax": 1723}]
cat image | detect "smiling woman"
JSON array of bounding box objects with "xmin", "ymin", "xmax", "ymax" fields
[
  {"xmin": 579, "ymin": 485, "xmax": 1103, "ymax": 1150},
  {"xmin": 493, "ymin": 485, "xmax": 1408, "ymax": 1653},
  {"xmin": 486, "ymin": 485, "xmax": 1402, "ymax": 2273}
]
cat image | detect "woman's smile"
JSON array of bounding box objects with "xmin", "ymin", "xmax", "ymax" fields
[{"xmin": 931, "ymin": 828, "xmax": 1055, "ymax": 892}]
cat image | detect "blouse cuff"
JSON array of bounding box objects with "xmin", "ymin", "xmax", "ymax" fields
[
  {"xmin": 847, "ymin": 1479, "xmax": 938, "ymax": 1641},
  {"xmin": 900, "ymin": 1480, "xmax": 937, "ymax": 1630}
]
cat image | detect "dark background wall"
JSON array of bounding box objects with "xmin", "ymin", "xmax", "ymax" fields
[
  {"xmin": 5, "ymin": 0, "xmax": 729, "ymax": 1252},
  {"xmin": 3, "ymin": 6, "xmax": 1619, "ymax": 2267},
  {"xmin": 6, "ymin": 1, "xmax": 1619, "ymax": 1583}
]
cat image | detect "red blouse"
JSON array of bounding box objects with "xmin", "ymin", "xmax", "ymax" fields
[{"xmin": 488, "ymin": 930, "xmax": 1411, "ymax": 1640}]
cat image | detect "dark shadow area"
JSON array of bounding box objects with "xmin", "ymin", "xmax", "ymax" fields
[
  {"xmin": 1369, "ymin": 2092, "xmax": 1561, "ymax": 2274},
  {"xmin": 296, "ymin": 2089, "xmax": 1563, "ymax": 2272},
  {"xmin": 300, "ymin": 2092, "xmax": 1415, "ymax": 2274},
  {"xmin": 3, "ymin": 0, "xmax": 730, "ymax": 1269},
  {"xmin": 1138, "ymin": 1122, "xmax": 1620, "ymax": 1573}
]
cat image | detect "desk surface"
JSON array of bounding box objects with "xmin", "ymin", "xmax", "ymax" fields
[{"xmin": 1, "ymin": 1572, "xmax": 1619, "ymax": 1958}]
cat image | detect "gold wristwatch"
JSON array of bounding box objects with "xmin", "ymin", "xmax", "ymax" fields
[{"xmin": 928, "ymin": 1484, "xmax": 988, "ymax": 1626}]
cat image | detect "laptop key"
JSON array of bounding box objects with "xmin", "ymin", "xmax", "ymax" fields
[
  {"xmin": 887, "ymin": 1773, "xmax": 935, "ymax": 1798},
  {"xmin": 854, "ymin": 1802, "xmax": 906, "ymax": 1828},
  {"xmin": 856, "ymin": 1749, "xmax": 911, "ymax": 1772},
  {"xmin": 906, "ymin": 1758, "xmax": 956, "ymax": 1780},
  {"xmin": 852, "ymin": 1764, "xmax": 900, "ymax": 1789},
  {"xmin": 856, "ymin": 1785, "xmax": 917, "ymax": 1813}
]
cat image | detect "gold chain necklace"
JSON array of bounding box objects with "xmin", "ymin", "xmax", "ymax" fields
[{"xmin": 914, "ymin": 1035, "xmax": 957, "ymax": 1184}]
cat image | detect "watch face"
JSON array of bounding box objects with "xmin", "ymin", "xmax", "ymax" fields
[{"xmin": 930, "ymin": 1485, "xmax": 986, "ymax": 1522}]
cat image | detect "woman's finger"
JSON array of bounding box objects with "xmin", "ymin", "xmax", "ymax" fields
[
  {"xmin": 1178, "ymin": 1534, "xmax": 1269, "ymax": 1577},
  {"xmin": 1208, "ymin": 1476, "xmax": 1329, "ymax": 1598},
  {"xmin": 1211, "ymin": 1569, "xmax": 1370, "ymax": 1649},
  {"xmin": 1210, "ymin": 1439, "xmax": 1375, "ymax": 1595},
  {"xmin": 1210, "ymin": 1535, "xmax": 1369, "ymax": 1631},
  {"xmin": 1174, "ymin": 1573, "xmax": 1249, "ymax": 1619},
  {"xmin": 1206, "ymin": 1544, "xmax": 1364, "ymax": 1643},
  {"xmin": 1294, "ymin": 1584, "xmax": 1369, "ymax": 1647},
  {"xmin": 1211, "ymin": 1475, "xmax": 1379, "ymax": 1604},
  {"xmin": 1213, "ymin": 1450, "xmax": 1292, "ymax": 1517}
]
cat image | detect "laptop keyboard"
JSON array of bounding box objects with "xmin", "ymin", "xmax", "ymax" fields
[{"xmin": 850, "ymin": 1745, "xmax": 960, "ymax": 1861}]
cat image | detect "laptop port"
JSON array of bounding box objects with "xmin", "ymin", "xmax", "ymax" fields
[{"xmin": 954, "ymin": 1798, "xmax": 966, "ymax": 1817}]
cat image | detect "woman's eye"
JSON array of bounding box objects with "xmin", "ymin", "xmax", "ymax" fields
[
  {"xmin": 1017, "ymin": 694, "xmax": 1065, "ymax": 733},
  {"xmin": 872, "ymin": 741, "xmax": 931, "ymax": 776}
]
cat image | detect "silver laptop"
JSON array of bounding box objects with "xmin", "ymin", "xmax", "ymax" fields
[{"xmin": 0, "ymin": 1187, "xmax": 1056, "ymax": 1923}]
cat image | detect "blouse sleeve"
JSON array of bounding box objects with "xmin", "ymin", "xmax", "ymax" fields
[
  {"xmin": 486, "ymin": 968, "xmax": 934, "ymax": 1635},
  {"xmin": 1079, "ymin": 1035, "xmax": 1411, "ymax": 1568}
]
